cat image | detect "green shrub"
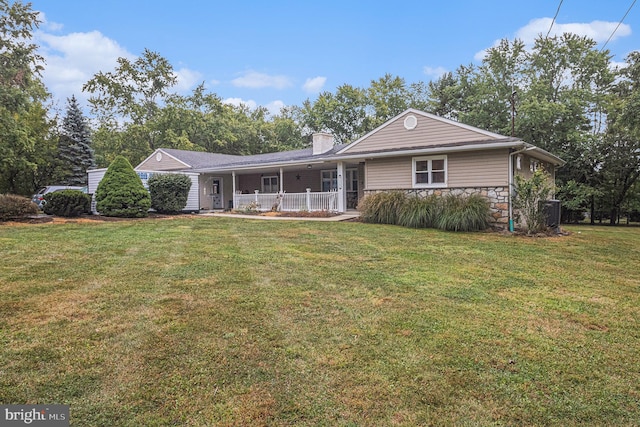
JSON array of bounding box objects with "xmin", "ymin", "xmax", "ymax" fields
[
  {"xmin": 358, "ymin": 191, "xmax": 407, "ymax": 224},
  {"xmin": 397, "ymin": 195, "xmax": 439, "ymax": 228},
  {"xmin": 0, "ymin": 194, "xmax": 39, "ymax": 221},
  {"xmin": 148, "ymin": 173, "xmax": 192, "ymax": 214},
  {"xmin": 435, "ymin": 194, "xmax": 490, "ymax": 232},
  {"xmin": 95, "ymin": 156, "xmax": 151, "ymax": 217},
  {"xmin": 42, "ymin": 190, "xmax": 91, "ymax": 217},
  {"xmin": 514, "ymin": 170, "xmax": 554, "ymax": 234}
]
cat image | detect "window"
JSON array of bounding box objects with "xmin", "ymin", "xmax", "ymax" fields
[
  {"xmin": 530, "ymin": 159, "xmax": 540, "ymax": 173},
  {"xmin": 321, "ymin": 170, "xmax": 337, "ymax": 192},
  {"xmin": 346, "ymin": 169, "xmax": 358, "ymax": 192},
  {"xmin": 261, "ymin": 176, "xmax": 279, "ymax": 193},
  {"xmin": 412, "ymin": 156, "xmax": 447, "ymax": 188}
]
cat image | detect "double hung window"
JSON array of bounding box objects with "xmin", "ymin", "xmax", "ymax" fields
[{"xmin": 412, "ymin": 156, "xmax": 447, "ymax": 187}]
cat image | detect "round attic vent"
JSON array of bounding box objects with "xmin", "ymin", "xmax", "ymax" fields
[
  {"xmin": 404, "ymin": 115, "xmax": 418, "ymax": 130},
  {"xmin": 156, "ymin": 152, "xmax": 163, "ymax": 162}
]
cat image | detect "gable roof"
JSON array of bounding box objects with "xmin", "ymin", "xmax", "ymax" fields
[
  {"xmin": 136, "ymin": 109, "xmax": 564, "ymax": 172},
  {"xmin": 159, "ymin": 149, "xmax": 242, "ymax": 169},
  {"xmin": 338, "ymin": 109, "xmax": 507, "ymax": 155}
]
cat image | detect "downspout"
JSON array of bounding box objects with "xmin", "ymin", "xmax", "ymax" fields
[{"xmin": 508, "ymin": 145, "xmax": 535, "ymax": 232}]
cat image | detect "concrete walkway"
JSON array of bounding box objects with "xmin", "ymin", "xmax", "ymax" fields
[{"xmin": 203, "ymin": 211, "xmax": 360, "ymax": 222}]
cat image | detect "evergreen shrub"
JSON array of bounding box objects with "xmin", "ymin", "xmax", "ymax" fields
[
  {"xmin": 95, "ymin": 156, "xmax": 151, "ymax": 217},
  {"xmin": 148, "ymin": 173, "xmax": 192, "ymax": 214},
  {"xmin": 42, "ymin": 190, "xmax": 91, "ymax": 217},
  {"xmin": 0, "ymin": 194, "xmax": 39, "ymax": 221}
]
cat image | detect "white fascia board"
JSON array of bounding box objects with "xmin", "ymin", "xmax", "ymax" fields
[{"xmin": 333, "ymin": 141, "xmax": 526, "ymax": 161}]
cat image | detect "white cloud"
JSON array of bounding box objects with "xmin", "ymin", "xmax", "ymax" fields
[
  {"xmin": 423, "ymin": 66, "xmax": 448, "ymax": 79},
  {"xmin": 36, "ymin": 30, "xmax": 134, "ymax": 106},
  {"xmin": 231, "ymin": 71, "xmax": 292, "ymax": 89},
  {"xmin": 517, "ymin": 18, "xmax": 631, "ymax": 45},
  {"xmin": 302, "ymin": 76, "xmax": 326, "ymax": 93},
  {"xmin": 475, "ymin": 18, "xmax": 632, "ymax": 61},
  {"xmin": 174, "ymin": 67, "xmax": 204, "ymax": 93},
  {"xmin": 265, "ymin": 100, "xmax": 285, "ymax": 115},
  {"xmin": 37, "ymin": 11, "xmax": 64, "ymax": 32},
  {"xmin": 36, "ymin": 27, "xmax": 203, "ymax": 109}
]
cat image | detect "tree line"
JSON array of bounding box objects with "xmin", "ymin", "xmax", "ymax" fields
[{"xmin": 1, "ymin": 0, "xmax": 639, "ymax": 224}]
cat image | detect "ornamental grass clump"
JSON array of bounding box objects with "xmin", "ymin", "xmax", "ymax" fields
[
  {"xmin": 360, "ymin": 191, "xmax": 490, "ymax": 232},
  {"xmin": 397, "ymin": 194, "xmax": 439, "ymax": 228},
  {"xmin": 435, "ymin": 193, "xmax": 490, "ymax": 232},
  {"xmin": 358, "ymin": 191, "xmax": 407, "ymax": 224}
]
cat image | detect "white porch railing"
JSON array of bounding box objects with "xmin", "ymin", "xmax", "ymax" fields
[{"xmin": 234, "ymin": 189, "xmax": 338, "ymax": 212}]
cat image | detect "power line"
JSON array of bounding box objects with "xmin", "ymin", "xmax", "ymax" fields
[
  {"xmin": 546, "ymin": 0, "xmax": 564, "ymax": 38},
  {"xmin": 600, "ymin": 0, "xmax": 637, "ymax": 52}
]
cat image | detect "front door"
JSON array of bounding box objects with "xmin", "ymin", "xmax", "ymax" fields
[{"xmin": 211, "ymin": 177, "xmax": 223, "ymax": 209}]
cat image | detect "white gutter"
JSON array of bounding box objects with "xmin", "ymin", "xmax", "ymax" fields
[{"xmin": 331, "ymin": 141, "xmax": 524, "ymax": 162}]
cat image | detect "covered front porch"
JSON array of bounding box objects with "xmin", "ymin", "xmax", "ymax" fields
[{"xmin": 199, "ymin": 161, "xmax": 363, "ymax": 213}]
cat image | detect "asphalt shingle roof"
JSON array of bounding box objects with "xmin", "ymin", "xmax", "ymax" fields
[{"xmin": 162, "ymin": 144, "xmax": 349, "ymax": 170}]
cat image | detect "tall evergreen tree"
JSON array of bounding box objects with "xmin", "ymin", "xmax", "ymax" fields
[{"xmin": 58, "ymin": 95, "xmax": 95, "ymax": 185}]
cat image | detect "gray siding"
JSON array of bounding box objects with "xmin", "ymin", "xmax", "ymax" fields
[{"xmin": 345, "ymin": 112, "xmax": 494, "ymax": 154}]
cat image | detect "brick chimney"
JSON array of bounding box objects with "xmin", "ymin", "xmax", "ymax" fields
[{"xmin": 312, "ymin": 132, "xmax": 334, "ymax": 155}]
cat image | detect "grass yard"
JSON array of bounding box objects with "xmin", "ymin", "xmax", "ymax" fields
[{"xmin": 1, "ymin": 217, "xmax": 639, "ymax": 426}]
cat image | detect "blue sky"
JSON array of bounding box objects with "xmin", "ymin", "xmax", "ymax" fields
[{"xmin": 31, "ymin": 0, "xmax": 640, "ymax": 115}]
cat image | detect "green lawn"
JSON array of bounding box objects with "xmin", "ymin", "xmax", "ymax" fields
[{"xmin": 1, "ymin": 217, "xmax": 639, "ymax": 426}]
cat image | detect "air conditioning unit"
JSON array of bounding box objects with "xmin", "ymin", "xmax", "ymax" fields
[{"xmin": 541, "ymin": 199, "xmax": 561, "ymax": 230}]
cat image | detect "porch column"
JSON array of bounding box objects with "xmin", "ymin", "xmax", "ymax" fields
[
  {"xmin": 337, "ymin": 161, "xmax": 346, "ymax": 212},
  {"xmin": 232, "ymin": 171, "xmax": 236, "ymax": 209},
  {"xmin": 279, "ymin": 167, "xmax": 284, "ymax": 193}
]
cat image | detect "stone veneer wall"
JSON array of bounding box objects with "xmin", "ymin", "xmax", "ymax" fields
[{"xmin": 363, "ymin": 187, "xmax": 510, "ymax": 228}]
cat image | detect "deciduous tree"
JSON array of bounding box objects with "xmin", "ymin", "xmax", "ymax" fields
[{"xmin": 0, "ymin": 0, "xmax": 54, "ymax": 195}]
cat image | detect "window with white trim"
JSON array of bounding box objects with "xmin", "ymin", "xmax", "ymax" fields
[
  {"xmin": 321, "ymin": 170, "xmax": 337, "ymax": 192},
  {"xmin": 261, "ymin": 176, "xmax": 279, "ymax": 193},
  {"xmin": 412, "ymin": 155, "xmax": 447, "ymax": 187}
]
